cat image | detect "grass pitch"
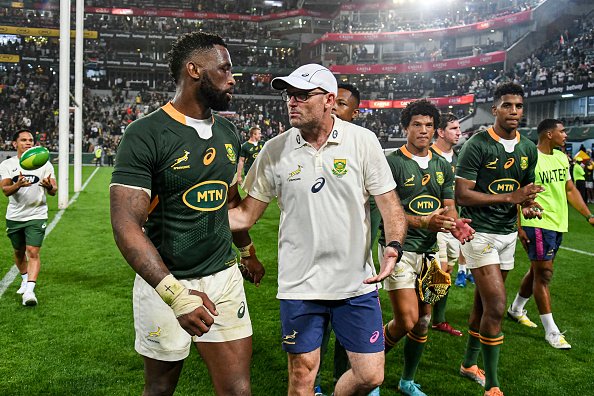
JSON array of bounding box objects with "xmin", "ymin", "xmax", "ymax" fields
[{"xmin": 0, "ymin": 166, "xmax": 592, "ymax": 395}]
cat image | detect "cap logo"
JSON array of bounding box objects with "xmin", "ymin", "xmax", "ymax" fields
[{"xmin": 301, "ymin": 73, "xmax": 309, "ymax": 77}]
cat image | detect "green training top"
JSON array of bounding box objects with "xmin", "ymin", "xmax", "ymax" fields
[
  {"xmin": 573, "ymin": 163, "xmax": 585, "ymax": 181},
  {"xmin": 240, "ymin": 140, "xmax": 265, "ymax": 175},
  {"xmin": 379, "ymin": 146, "xmax": 455, "ymax": 253},
  {"xmin": 522, "ymin": 149, "xmax": 570, "ymax": 232},
  {"xmin": 456, "ymin": 127, "xmax": 537, "ymax": 234},
  {"xmin": 111, "ymin": 102, "xmax": 240, "ymax": 278}
]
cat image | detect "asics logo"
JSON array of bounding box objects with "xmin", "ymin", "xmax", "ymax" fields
[
  {"xmin": 370, "ymin": 331, "xmax": 380, "ymax": 343},
  {"xmin": 311, "ymin": 177, "xmax": 325, "ymax": 193}
]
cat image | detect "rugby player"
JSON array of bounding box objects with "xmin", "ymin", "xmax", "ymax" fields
[
  {"xmin": 110, "ymin": 32, "xmax": 264, "ymax": 395},
  {"xmin": 228, "ymin": 64, "xmax": 407, "ymax": 395},
  {"xmin": 380, "ymin": 100, "xmax": 474, "ymax": 396},
  {"xmin": 237, "ymin": 125, "xmax": 264, "ymax": 184},
  {"xmin": 508, "ymin": 119, "xmax": 594, "ymax": 349},
  {"xmin": 455, "ymin": 82, "xmax": 544, "ymax": 396},
  {"xmin": 429, "ymin": 113, "xmax": 465, "ymax": 338}
]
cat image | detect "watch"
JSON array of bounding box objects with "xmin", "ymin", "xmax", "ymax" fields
[{"xmin": 386, "ymin": 240, "xmax": 404, "ymax": 263}]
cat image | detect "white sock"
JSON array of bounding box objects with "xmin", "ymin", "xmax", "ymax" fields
[
  {"xmin": 458, "ymin": 264, "xmax": 467, "ymax": 273},
  {"xmin": 26, "ymin": 281, "xmax": 36, "ymax": 293},
  {"xmin": 511, "ymin": 293, "xmax": 529, "ymax": 312},
  {"xmin": 540, "ymin": 313, "xmax": 559, "ymax": 335},
  {"xmin": 21, "ymin": 272, "xmax": 28, "ymax": 282}
]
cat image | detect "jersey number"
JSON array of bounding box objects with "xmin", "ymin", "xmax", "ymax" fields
[
  {"xmin": 203, "ymin": 148, "xmax": 216, "ymax": 166},
  {"xmin": 311, "ymin": 177, "xmax": 325, "ymax": 193}
]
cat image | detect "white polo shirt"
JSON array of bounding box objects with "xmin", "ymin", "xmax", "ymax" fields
[{"xmin": 243, "ymin": 116, "xmax": 395, "ymax": 300}]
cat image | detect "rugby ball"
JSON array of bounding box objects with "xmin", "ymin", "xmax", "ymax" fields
[{"xmin": 20, "ymin": 146, "xmax": 50, "ymax": 171}]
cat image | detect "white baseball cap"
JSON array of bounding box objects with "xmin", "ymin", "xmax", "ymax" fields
[{"xmin": 271, "ymin": 64, "xmax": 338, "ymax": 95}]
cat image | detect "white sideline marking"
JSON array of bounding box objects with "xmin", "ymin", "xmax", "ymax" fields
[
  {"xmin": 559, "ymin": 246, "xmax": 594, "ymax": 257},
  {"xmin": 0, "ymin": 168, "xmax": 100, "ymax": 298}
]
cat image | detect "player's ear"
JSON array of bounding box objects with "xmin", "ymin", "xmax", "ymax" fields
[
  {"xmin": 186, "ymin": 61, "xmax": 200, "ymax": 80},
  {"xmin": 352, "ymin": 108, "xmax": 360, "ymax": 119}
]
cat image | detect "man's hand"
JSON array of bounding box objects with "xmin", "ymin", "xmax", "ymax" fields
[
  {"xmin": 15, "ymin": 172, "xmax": 31, "ymax": 189},
  {"xmin": 518, "ymin": 227, "xmax": 530, "ymax": 251},
  {"xmin": 237, "ymin": 175, "xmax": 243, "ymax": 185},
  {"xmin": 424, "ymin": 207, "xmax": 456, "ymax": 233},
  {"xmin": 450, "ymin": 218, "xmax": 475, "ymax": 244},
  {"xmin": 509, "ymin": 183, "xmax": 545, "ymax": 204},
  {"xmin": 177, "ymin": 290, "xmax": 218, "ymax": 337},
  {"xmin": 364, "ymin": 246, "xmax": 398, "ymax": 284},
  {"xmin": 239, "ymin": 256, "xmax": 265, "ymax": 287},
  {"xmin": 521, "ymin": 200, "xmax": 544, "ymax": 219},
  {"xmin": 589, "ymin": 216, "xmax": 594, "ymax": 227},
  {"xmin": 39, "ymin": 174, "xmax": 53, "ymax": 190}
]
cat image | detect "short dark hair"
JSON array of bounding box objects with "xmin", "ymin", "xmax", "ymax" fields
[
  {"xmin": 13, "ymin": 129, "xmax": 34, "ymax": 143},
  {"xmin": 438, "ymin": 112, "xmax": 458, "ymax": 130},
  {"xmin": 537, "ymin": 118, "xmax": 562, "ymax": 136},
  {"xmin": 493, "ymin": 82, "xmax": 524, "ymax": 106},
  {"xmin": 400, "ymin": 99, "xmax": 440, "ymax": 129},
  {"xmin": 338, "ymin": 83, "xmax": 360, "ymax": 106},
  {"xmin": 167, "ymin": 32, "xmax": 227, "ymax": 83}
]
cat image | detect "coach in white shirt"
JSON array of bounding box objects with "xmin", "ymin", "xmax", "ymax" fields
[{"xmin": 228, "ymin": 64, "xmax": 407, "ymax": 395}]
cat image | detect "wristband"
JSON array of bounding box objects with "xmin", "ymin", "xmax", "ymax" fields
[
  {"xmin": 155, "ymin": 274, "xmax": 203, "ymax": 318},
  {"xmin": 420, "ymin": 216, "xmax": 429, "ymax": 229},
  {"xmin": 386, "ymin": 240, "xmax": 404, "ymax": 263},
  {"xmin": 587, "ymin": 214, "xmax": 594, "ymax": 222},
  {"xmin": 238, "ymin": 242, "xmax": 256, "ymax": 258}
]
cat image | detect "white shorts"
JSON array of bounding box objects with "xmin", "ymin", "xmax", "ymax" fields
[
  {"xmin": 437, "ymin": 232, "xmax": 461, "ymax": 266},
  {"xmin": 133, "ymin": 265, "xmax": 252, "ymax": 362},
  {"xmin": 460, "ymin": 231, "xmax": 517, "ymax": 271},
  {"xmin": 586, "ymin": 181, "xmax": 593, "ymax": 189},
  {"xmin": 379, "ymin": 245, "xmax": 425, "ymax": 291}
]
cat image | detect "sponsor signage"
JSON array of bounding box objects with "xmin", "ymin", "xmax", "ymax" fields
[
  {"xmin": 0, "ymin": 54, "xmax": 19, "ymax": 62},
  {"xmin": 329, "ymin": 52, "xmax": 505, "ymax": 74},
  {"xmin": 359, "ymin": 94, "xmax": 474, "ymax": 109},
  {"xmin": 476, "ymin": 81, "xmax": 594, "ymax": 102},
  {"xmin": 0, "ymin": 25, "xmax": 97, "ymax": 39},
  {"xmin": 311, "ymin": 10, "xmax": 531, "ymax": 45}
]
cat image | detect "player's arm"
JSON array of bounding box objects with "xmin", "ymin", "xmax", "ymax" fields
[
  {"xmin": 405, "ymin": 207, "xmax": 454, "ymax": 232},
  {"xmin": 566, "ymin": 179, "xmax": 594, "ymax": 226},
  {"xmin": 110, "ymin": 185, "xmax": 217, "ymax": 336},
  {"xmin": 236, "ymin": 156, "xmax": 246, "ymax": 184},
  {"xmin": 39, "ymin": 173, "xmax": 57, "ymax": 196},
  {"xmin": 365, "ymin": 190, "xmax": 406, "ymax": 284},
  {"xmin": 228, "ymin": 194, "xmax": 269, "ymax": 232},
  {"xmin": 0, "ymin": 174, "xmax": 31, "ymax": 196},
  {"xmin": 455, "ymin": 177, "xmax": 544, "ymax": 207},
  {"xmin": 228, "ymin": 183, "xmax": 265, "ymax": 286}
]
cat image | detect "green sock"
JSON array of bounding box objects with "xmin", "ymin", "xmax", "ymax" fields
[
  {"xmin": 384, "ymin": 324, "xmax": 399, "ymax": 354},
  {"xmin": 401, "ymin": 330, "xmax": 427, "ymax": 381},
  {"xmin": 432, "ymin": 290, "xmax": 449, "ymax": 324},
  {"xmin": 480, "ymin": 332, "xmax": 503, "ymax": 390},
  {"xmin": 462, "ymin": 327, "xmax": 481, "ymax": 368}
]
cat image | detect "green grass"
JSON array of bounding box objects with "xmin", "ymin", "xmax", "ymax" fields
[{"xmin": 0, "ymin": 167, "xmax": 592, "ymax": 395}]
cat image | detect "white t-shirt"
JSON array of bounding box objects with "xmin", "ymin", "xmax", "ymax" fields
[
  {"xmin": 0, "ymin": 156, "xmax": 54, "ymax": 221},
  {"xmin": 243, "ymin": 116, "xmax": 396, "ymax": 300}
]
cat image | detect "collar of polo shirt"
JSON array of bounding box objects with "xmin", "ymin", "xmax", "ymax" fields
[{"xmin": 291, "ymin": 115, "xmax": 345, "ymax": 149}]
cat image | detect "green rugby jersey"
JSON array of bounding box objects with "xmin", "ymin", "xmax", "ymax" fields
[
  {"xmin": 239, "ymin": 140, "xmax": 265, "ymax": 175},
  {"xmin": 111, "ymin": 102, "xmax": 240, "ymax": 278},
  {"xmin": 379, "ymin": 146, "xmax": 455, "ymax": 253},
  {"xmin": 430, "ymin": 143, "xmax": 458, "ymax": 175},
  {"xmin": 456, "ymin": 127, "xmax": 537, "ymax": 234}
]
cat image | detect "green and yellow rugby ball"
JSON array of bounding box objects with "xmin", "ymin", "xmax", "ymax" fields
[{"xmin": 20, "ymin": 146, "xmax": 50, "ymax": 171}]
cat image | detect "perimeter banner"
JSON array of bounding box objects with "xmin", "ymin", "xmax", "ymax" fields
[{"xmin": 360, "ymin": 95, "xmax": 474, "ymax": 109}]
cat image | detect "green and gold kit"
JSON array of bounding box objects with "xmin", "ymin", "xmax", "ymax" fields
[
  {"xmin": 430, "ymin": 143, "xmax": 458, "ymax": 175},
  {"xmin": 111, "ymin": 103, "xmax": 240, "ymax": 278},
  {"xmin": 379, "ymin": 146, "xmax": 455, "ymax": 253},
  {"xmin": 239, "ymin": 140, "xmax": 265, "ymax": 175},
  {"xmin": 456, "ymin": 127, "xmax": 537, "ymax": 234}
]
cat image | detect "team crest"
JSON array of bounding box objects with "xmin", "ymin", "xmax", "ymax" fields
[
  {"xmin": 225, "ymin": 144, "xmax": 236, "ymax": 163},
  {"xmin": 332, "ymin": 159, "xmax": 348, "ymax": 178},
  {"xmin": 520, "ymin": 157, "xmax": 528, "ymax": 170},
  {"xmin": 404, "ymin": 174, "xmax": 415, "ymax": 186},
  {"xmin": 436, "ymin": 172, "xmax": 444, "ymax": 185}
]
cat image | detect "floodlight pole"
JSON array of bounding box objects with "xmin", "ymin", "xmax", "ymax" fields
[
  {"xmin": 58, "ymin": 0, "xmax": 71, "ymax": 209},
  {"xmin": 74, "ymin": 0, "xmax": 84, "ymax": 192}
]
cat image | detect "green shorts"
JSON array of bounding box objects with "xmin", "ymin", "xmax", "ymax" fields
[{"xmin": 6, "ymin": 219, "xmax": 47, "ymax": 249}]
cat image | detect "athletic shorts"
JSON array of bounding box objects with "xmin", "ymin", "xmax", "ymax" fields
[
  {"xmin": 461, "ymin": 231, "xmax": 517, "ymax": 271},
  {"xmin": 6, "ymin": 219, "xmax": 47, "ymax": 249},
  {"xmin": 437, "ymin": 232, "xmax": 461, "ymax": 266},
  {"xmin": 585, "ymin": 181, "xmax": 593, "ymax": 189},
  {"xmin": 521, "ymin": 226, "xmax": 563, "ymax": 262},
  {"xmin": 280, "ymin": 290, "xmax": 384, "ymax": 354},
  {"xmin": 379, "ymin": 245, "xmax": 425, "ymax": 291},
  {"xmin": 133, "ymin": 264, "xmax": 252, "ymax": 362}
]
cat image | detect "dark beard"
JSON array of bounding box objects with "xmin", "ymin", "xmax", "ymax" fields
[{"xmin": 199, "ymin": 72, "xmax": 231, "ymax": 111}]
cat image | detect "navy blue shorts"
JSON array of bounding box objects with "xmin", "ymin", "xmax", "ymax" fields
[
  {"xmin": 522, "ymin": 226, "xmax": 563, "ymax": 262},
  {"xmin": 280, "ymin": 290, "xmax": 384, "ymax": 354}
]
